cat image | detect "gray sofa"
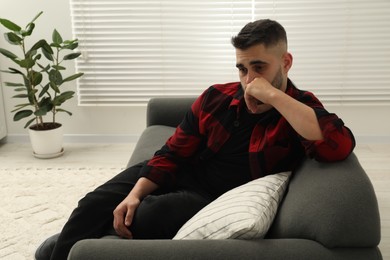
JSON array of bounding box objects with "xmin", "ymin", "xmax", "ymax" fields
[{"xmin": 68, "ymin": 97, "xmax": 382, "ymax": 260}]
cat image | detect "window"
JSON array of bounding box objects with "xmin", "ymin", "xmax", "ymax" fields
[{"xmin": 70, "ymin": 0, "xmax": 390, "ymax": 106}]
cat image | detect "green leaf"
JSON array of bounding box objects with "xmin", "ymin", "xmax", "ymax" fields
[
  {"xmin": 19, "ymin": 58, "xmax": 35, "ymax": 69},
  {"xmin": 62, "ymin": 72, "xmax": 84, "ymax": 83},
  {"xmin": 0, "ymin": 48, "xmax": 18, "ymax": 59},
  {"xmin": 39, "ymin": 83, "xmax": 50, "ymax": 98},
  {"xmin": 4, "ymin": 32, "xmax": 22, "ymax": 45},
  {"xmin": 52, "ymin": 65, "xmax": 66, "ymax": 70},
  {"xmin": 56, "ymin": 108, "xmax": 72, "ymax": 116},
  {"xmin": 11, "ymin": 59, "xmax": 22, "ymax": 66},
  {"xmin": 36, "ymin": 97, "xmax": 53, "ymax": 115},
  {"xmin": 24, "ymin": 117, "xmax": 36, "ymax": 128},
  {"xmin": 7, "ymin": 67, "xmax": 24, "ymax": 75},
  {"xmin": 11, "ymin": 103, "xmax": 31, "ymax": 112},
  {"xmin": 27, "ymin": 88, "xmax": 38, "ymax": 104},
  {"xmin": 63, "ymin": 52, "xmax": 81, "ymax": 60},
  {"xmin": 11, "ymin": 59, "xmax": 23, "ymax": 66},
  {"xmin": 34, "ymin": 108, "xmax": 48, "ymax": 116},
  {"xmin": 28, "ymin": 88, "xmax": 38, "ymax": 96},
  {"xmin": 5, "ymin": 82, "xmax": 24, "ymax": 87},
  {"xmin": 64, "ymin": 42, "xmax": 78, "ymax": 50},
  {"xmin": 34, "ymin": 54, "xmax": 42, "ymax": 62},
  {"xmin": 13, "ymin": 94, "xmax": 29, "ymax": 98},
  {"xmin": 0, "ymin": 18, "xmax": 21, "ymax": 31},
  {"xmin": 41, "ymin": 47, "xmax": 54, "ymax": 61},
  {"xmin": 26, "ymin": 49, "xmax": 37, "ymax": 59},
  {"xmin": 63, "ymin": 40, "xmax": 74, "ymax": 44},
  {"xmin": 29, "ymin": 11, "xmax": 43, "ymax": 25},
  {"xmin": 22, "ymin": 74, "xmax": 32, "ymax": 92},
  {"xmin": 49, "ymin": 82, "xmax": 60, "ymax": 93},
  {"xmin": 22, "ymin": 22, "xmax": 35, "ymax": 37},
  {"xmin": 49, "ymin": 69, "xmax": 63, "ymax": 85},
  {"xmin": 52, "ymin": 29, "xmax": 63, "ymax": 45},
  {"xmin": 30, "ymin": 71, "xmax": 43, "ymax": 86},
  {"xmin": 26, "ymin": 39, "xmax": 47, "ymax": 57},
  {"xmin": 53, "ymin": 91, "xmax": 75, "ymax": 105},
  {"xmin": 41, "ymin": 40, "xmax": 54, "ymax": 54},
  {"xmin": 50, "ymin": 43, "xmax": 61, "ymax": 48},
  {"xmin": 37, "ymin": 63, "xmax": 50, "ymax": 72},
  {"xmin": 13, "ymin": 110, "xmax": 33, "ymax": 121},
  {"xmin": 61, "ymin": 90, "xmax": 75, "ymax": 98},
  {"xmin": 14, "ymin": 88, "xmax": 26, "ymax": 92},
  {"xmin": 0, "ymin": 69, "xmax": 14, "ymax": 74},
  {"xmin": 39, "ymin": 96, "xmax": 51, "ymax": 105}
]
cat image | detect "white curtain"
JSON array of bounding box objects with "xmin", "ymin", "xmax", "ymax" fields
[{"xmin": 70, "ymin": 0, "xmax": 390, "ymax": 106}]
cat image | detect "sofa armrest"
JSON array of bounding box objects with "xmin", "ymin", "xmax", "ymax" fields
[
  {"xmin": 147, "ymin": 97, "xmax": 196, "ymax": 128},
  {"xmin": 267, "ymin": 153, "xmax": 381, "ymax": 249}
]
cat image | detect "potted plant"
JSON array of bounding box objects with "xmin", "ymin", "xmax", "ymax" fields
[{"xmin": 0, "ymin": 11, "xmax": 83, "ymax": 158}]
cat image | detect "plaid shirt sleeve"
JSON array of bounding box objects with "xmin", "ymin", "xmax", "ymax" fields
[
  {"xmin": 139, "ymin": 91, "xmax": 207, "ymax": 188},
  {"xmin": 297, "ymin": 90, "xmax": 356, "ymax": 162}
]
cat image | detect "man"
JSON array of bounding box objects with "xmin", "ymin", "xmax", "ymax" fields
[{"xmin": 36, "ymin": 19, "xmax": 355, "ymax": 260}]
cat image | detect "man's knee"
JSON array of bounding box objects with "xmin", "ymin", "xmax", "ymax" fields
[{"xmin": 131, "ymin": 191, "xmax": 210, "ymax": 239}]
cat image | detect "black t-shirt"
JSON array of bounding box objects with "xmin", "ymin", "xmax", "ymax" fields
[{"xmin": 198, "ymin": 108, "xmax": 261, "ymax": 197}]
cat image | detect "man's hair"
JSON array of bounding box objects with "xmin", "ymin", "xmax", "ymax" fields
[{"xmin": 231, "ymin": 19, "xmax": 287, "ymax": 50}]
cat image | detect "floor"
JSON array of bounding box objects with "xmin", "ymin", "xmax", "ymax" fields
[
  {"xmin": 355, "ymin": 144, "xmax": 390, "ymax": 260},
  {"xmin": 0, "ymin": 142, "xmax": 388, "ymax": 259},
  {"xmin": 356, "ymin": 143, "xmax": 390, "ymax": 259},
  {"xmin": 0, "ymin": 143, "xmax": 134, "ymax": 260}
]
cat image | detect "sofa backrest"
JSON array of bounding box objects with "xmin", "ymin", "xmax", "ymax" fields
[
  {"xmin": 267, "ymin": 153, "xmax": 381, "ymax": 248},
  {"xmin": 147, "ymin": 97, "xmax": 196, "ymax": 128}
]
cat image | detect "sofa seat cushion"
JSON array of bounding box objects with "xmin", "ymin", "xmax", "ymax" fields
[{"xmin": 70, "ymin": 237, "xmax": 382, "ymax": 260}]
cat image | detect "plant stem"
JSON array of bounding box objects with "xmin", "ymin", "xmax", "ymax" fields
[
  {"xmin": 22, "ymin": 39, "xmax": 42, "ymax": 127},
  {"xmin": 52, "ymin": 47, "xmax": 61, "ymax": 124}
]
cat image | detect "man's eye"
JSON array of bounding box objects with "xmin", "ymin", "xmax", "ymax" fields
[
  {"xmin": 239, "ymin": 68, "xmax": 247, "ymax": 74},
  {"xmin": 255, "ymin": 66, "xmax": 263, "ymax": 72}
]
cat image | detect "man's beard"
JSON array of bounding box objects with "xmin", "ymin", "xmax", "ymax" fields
[{"xmin": 271, "ymin": 67, "xmax": 283, "ymax": 90}]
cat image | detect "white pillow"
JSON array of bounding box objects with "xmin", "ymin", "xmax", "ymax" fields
[{"xmin": 173, "ymin": 171, "xmax": 291, "ymax": 240}]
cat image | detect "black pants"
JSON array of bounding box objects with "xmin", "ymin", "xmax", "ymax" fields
[{"xmin": 50, "ymin": 162, "xmax": 212, "ymax": 260}]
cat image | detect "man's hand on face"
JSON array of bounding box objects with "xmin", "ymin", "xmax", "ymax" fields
[{"xmin": 244, "ymin": 77, "xmax": 277, "ymax": 114}]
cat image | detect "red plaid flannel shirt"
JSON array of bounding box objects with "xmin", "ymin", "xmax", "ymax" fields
[{"xmin": 140, "ymin": 80, "xmax": 355, "ymax": 188}]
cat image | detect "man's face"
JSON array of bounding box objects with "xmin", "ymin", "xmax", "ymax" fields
[{"xmin": 235, "ymin": 43, "xmax": 288, "ymax": 93}]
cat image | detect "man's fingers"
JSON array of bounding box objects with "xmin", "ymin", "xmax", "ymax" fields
[
  {"xmin": 113, "ymin": 207, "xmax": 133, "ymax": 239},
  {"xmin": 119, "ymin": 224, "xmax": 133, "ymax": 239},
  {"xmin": 244, "ymin": 94, "xmax": 259, "ymax": 113},
  {"xmin": 114, "ymin": 217, "xmax": 133, "ymax": 238},
  {"xmin": 125, "ymin": 210, "xmax": 134, "ymax": 227},
  {"xmin": 113, "ymin": 194, "xmax": 142, "ymax": 239}
]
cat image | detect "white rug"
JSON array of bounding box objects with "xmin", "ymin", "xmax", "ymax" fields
[{"xmin": 0, "ymin": 166, "xmax": 124, "ymax": 260}]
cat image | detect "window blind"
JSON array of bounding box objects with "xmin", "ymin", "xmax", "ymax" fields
[{"xmin": 70, "ymin": 0, "xmax": 390, "ymax": 106}]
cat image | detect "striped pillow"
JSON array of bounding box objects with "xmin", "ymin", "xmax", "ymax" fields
[{"xmin": 173, "ymin": 171, "xmax": 291, "ymax": 240}]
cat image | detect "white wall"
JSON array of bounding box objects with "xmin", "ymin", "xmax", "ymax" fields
[
  {"xmin": 0, "ymin": 0, "xmax": 389, "ymax": 143},
  {"xmin": 0, "ymin": 0, "xmax": 146, "ymax": 142},
  {"xmin": 0, "ymin": 72, "xmax": 6, "ymax": 140}
]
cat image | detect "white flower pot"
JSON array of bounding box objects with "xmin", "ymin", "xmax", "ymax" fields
[{"xmin": 28, "ymin": 123, "xmax": 64, "ymax": 159}]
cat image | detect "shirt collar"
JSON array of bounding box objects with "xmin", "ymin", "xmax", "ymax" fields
[{"xmin": 229, "ymin": 85, "xmax": 244, "ymax": 109}]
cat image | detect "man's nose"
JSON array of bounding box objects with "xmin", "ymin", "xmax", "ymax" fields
[{"xmin": 245, "ymin": 70, "xmax": 255, "ymax": 84}]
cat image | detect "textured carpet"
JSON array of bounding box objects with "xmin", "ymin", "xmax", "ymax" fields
[{"xmin": 0, "ymin": 166, "xmax": 124, "ymax": 260}]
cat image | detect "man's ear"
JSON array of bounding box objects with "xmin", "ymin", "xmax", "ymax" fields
[{"xmin": 283, "ymin": 52, "xmax": 293, "ymax": 73}]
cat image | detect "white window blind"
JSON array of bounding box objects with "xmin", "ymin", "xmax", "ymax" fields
[{"xmin": 70, "ymin": 0, "xmax": 390, "ymax": 106}]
